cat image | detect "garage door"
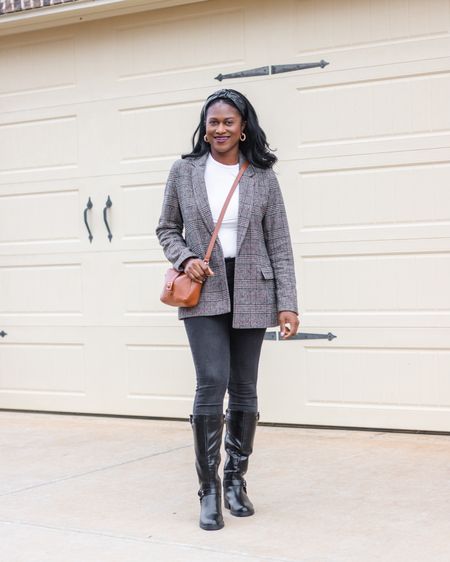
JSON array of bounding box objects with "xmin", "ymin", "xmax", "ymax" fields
[{"xmin": 1, "ymin": 0, "xmax": 449, "ymax": 430}]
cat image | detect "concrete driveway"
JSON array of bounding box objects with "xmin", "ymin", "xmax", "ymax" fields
[{"xmin": 1, "ymin": 411, "xmax": 449, "ymax": 562}]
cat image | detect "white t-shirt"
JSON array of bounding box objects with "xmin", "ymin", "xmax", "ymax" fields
[{"xmin": 204, "ymin": 152, "xmax": 240, "ymax": 258}]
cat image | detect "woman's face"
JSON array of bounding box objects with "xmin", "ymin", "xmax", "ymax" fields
[{"xmin": 204, "ymin": 100, "xmax": 245, "ymax": 156}]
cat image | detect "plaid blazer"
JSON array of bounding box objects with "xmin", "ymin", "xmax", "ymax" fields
[{"xmin": 156, "ymin": 150, "xmax": 298, "ymax": 328}]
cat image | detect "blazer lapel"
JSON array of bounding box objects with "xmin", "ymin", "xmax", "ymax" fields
[
  {"xmin": 190, "ymin": 150, "xmax": 256, "ymax": 252},
  {"xmin": 191, "ymin": 151, "xmax": 215, "ymax": 235},
  {"xmin": 236, "ymin": 151, "xmax": 255, "ymax": 256}
]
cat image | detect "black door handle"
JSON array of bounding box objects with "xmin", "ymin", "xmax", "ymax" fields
[
  {"xmin": 83, "ymin": 197, "xmax": 93, "ymax": 243},
  {"xmin": 0, "ymin": 330, "xmax": 7, "ymax": 337},
  {"xmin": 103, "ymin": 195, "xmax": 113, "ymax": 242}
]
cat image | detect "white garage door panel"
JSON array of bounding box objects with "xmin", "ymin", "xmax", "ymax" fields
[
  {"xmin": 122, "ymin": 181, "xmax": 164, "ymax": 249},
  {"xmin": 0, "ymin": 326, "xmax": 195, "ymax": 415},
  {"xmin": 309, "ymin": 0, "xmax": 450, "ymax": 73},
  {"xmin": 60, "ymin": 92, "xmax": 206, "ymax": 178},
  {"xmin": 304, "ymin": 347, "xmax": 449, "ymax": 411},
  {"xmin": 302, "ymin": 250, "xmax": 450, "ymax": 314},
  {"xmin": 122, "ymin": 326, "xmax": 195, "ymax": 417},
  {"xmin": 0, "ymin": 35, "xmax": 76, "ymax": 99},
  {"xmin": 0, "ymin": 176, "xmax": 128, "ymax": 258},
  {"xmin": 122, "ymin": 253, "xmax": 173, "ymax": 323},
  {"xmin": 0, "ymin": 104, "xmax": 108, "ymax": 185},
  {"xmin": 118, "ymin": 98, "xmax": 203, "ymax": 169},
  {"xmin": 1, "ymin": 341, "xmax": 85, "ymax": 396},
  {"xmin": 107, "ymin": 0, "xmax": 271, "ymax": 99},
  {"xmin": 0, "ymin": 249, "xmax": 124, "ymax": 327},
  {"xmin": 0, "ymin": 169, "xmax": 167, "ymax": 257},
  {"xmin": 0, "ymin": 261, "xmax": 82, "ymax": 315},
  {"xmin": 297, "ymin": 67, "xmax": 450, "ymax": 146},
  {"xmin": 1, "ymin": 0, "xmax": 450, "ymax": 429},
  {"xmin": 115, "ymin": 8, "xmax": 245, "ymax": 78},
  {"xmin": 259, "ymin": 328, "xmax": 450, "ymax": 431},
  {"xmin": 0, "ymin": 31, "xmax": 81, "ymax": 114},
  {"xmin": 296, "ymin": 240, "xmax": 450, "ymax": 329},
  {"xmin": 0, "ymin": 248, "xmax": 183, "ymax": 329},
  {"xmin": 88, "ymin": 326, "xmax": 196, "ymax": 417},
  {"xmin": 0, "ymin": 0, "xmax": 266, "ymax": 116},
  {"xmin": 263, "ymin": 58, "xmax": 450, "ymax": 164},
  {"xmin": 0, "ymin": 114, "xmax": 77, "ymax": 176},
  {"xmin": 294, "ymin": 0, "xmax": 449, "ymax": 49},
  {"xmin": 298, "ymin": 156, "xmax": 450, "ymax": 244},
  {"xmin": 0, "ymin": 183, "xmax": 79, "ymax": 246},
  {"xmin": 0, "ymin": 327, "xmax": 117, "ymax": 413}
]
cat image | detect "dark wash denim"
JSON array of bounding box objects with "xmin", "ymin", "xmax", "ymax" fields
[{"xmin": 183, "ymin": 258, "xmax": 266, "ymax": 415}]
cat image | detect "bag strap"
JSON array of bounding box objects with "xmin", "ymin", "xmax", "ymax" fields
[{"xmin": 203, "ymin": 160, "xmax": 249, "ymax": 264}]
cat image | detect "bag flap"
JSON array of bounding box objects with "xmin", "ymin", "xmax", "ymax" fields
[{"xmin": 164, "ymin": 268, "xmax": 183, "ymax": 289}]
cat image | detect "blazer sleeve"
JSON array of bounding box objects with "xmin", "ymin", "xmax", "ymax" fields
[
  {"xmin": 262, "ymin": 168, "xmax": 299, "ymax": 314},
  {"xmin": 155, "ymin": 160, "xmax": 199, "ymax": 271}
]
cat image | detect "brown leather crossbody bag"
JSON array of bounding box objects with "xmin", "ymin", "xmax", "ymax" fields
[{"xmin": 160, "ymin": 160, "xmax": 249, "ymax": 308}]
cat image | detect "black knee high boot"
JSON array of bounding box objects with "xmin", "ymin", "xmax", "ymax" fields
[
  {"xmin": 223, "ymin": 409, "xmax": 259, "ymax": 517},
  {"xmin": 189, "ymin": 414, "xmax": 225, "ymax": 531}
]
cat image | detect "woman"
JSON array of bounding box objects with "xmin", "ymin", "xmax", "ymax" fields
[{"xmin": 156, "ymin": 88, "xmax": 299, "ymax": 531}]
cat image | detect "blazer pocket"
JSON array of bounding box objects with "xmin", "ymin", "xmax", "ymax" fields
[{"xmin": 260, "ymin": 265, "xmax": 275, "ymax": 280}]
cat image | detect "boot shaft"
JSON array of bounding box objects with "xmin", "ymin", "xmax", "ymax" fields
[
  {"xmin": 190, "ymin": 413, "xmax": 225, "ymax": 489},
  {"xmin": 223, "ymin": 409, "xmax": 259, "ymax": 480},
  {"xmin": 189, "ymin": 414, "xmax": 225, "ymax": 530}
]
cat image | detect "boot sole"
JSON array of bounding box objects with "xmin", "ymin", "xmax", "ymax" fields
[
  {"xmin": 224, "ymin": 500, "xmax": 255, "ymax": 517},
  {"xmin": 200, "ymin": 521, "xmax": 225, "ymax": 530}
]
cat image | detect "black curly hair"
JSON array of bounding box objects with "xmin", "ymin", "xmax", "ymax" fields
[{"xmin": 182, "ymin": 88, "xmax": 277, "ymax": 169}]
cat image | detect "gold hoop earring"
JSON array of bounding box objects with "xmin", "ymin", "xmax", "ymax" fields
[
  {"xmin": 204, "ymin": 134, "xmax": 209, "ymax": 143},
  {"xmin": 240, "ymin": 132, "xmax": 247, "ymax": 142}
]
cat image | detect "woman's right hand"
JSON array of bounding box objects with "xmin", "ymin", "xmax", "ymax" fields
[{"xmin": 182, "ymin": 258, "xmax": 214, "ymax": 284}]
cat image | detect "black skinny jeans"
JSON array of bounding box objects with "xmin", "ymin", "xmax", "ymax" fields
[{"xmin": 183, "ymin": 258, "xmax": 266, "ymax": 415}]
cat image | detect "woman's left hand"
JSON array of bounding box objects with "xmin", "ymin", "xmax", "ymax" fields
[{"xmin": 278, "ymin": 311, "xmax": 299, "ymax": 339}]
